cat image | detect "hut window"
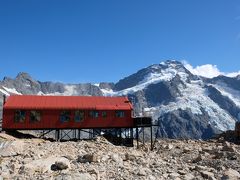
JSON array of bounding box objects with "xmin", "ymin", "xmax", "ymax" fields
[
  {"xmin": 75, "ymin": 110, "xmax": 84, "ymax": 122},
  {"xmin": 60, "ymin": 110, "xmax": 71, "ymax": 122},
  {"xmin": 116, "ymin": 111, "xmax": 125, "ymax": 118},
  {"xmin": 14, "ymin": 110, "xmax": 26, "ymax": 123},
  {"xmin": 102, "ymin": 111, "xmax": 107, "ymax": 118},
  {"xmin": 30, "ymin": 111, "xmax": 41, "ymax": 123},
  {"xmin": 89, "ymin": 111, "xmax": 99, "ymax": 118}
]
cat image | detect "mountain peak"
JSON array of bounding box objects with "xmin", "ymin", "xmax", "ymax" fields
[
  {"xmin": 16, "ymin": 72, "xmax": 33, "ymax": 80},
  {"xmin": 162, "ymin": 60, "xmax": 182, "ymax": 65},
  {"xmin": 148, "ymin": 60, "xmax": 183, "ymax": 71}
]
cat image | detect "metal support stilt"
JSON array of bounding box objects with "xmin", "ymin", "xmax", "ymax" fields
[
  {"xmin": 150, "ymin": 126, "xmax": 153, "ymax": 151},
  {"xmin": 143, "ymin": 127, "xmax": 145, "ymax": 145},
  {"xmin": 56, "ymin": 129, "xmax": 60, "ymax": 141},
  {"xmin": 73, "ymin": 129, "xmax": 76, "ymax": 139},
  {"xmin": 136, "ymin": 127, "xmax": 139, "ymax": 149},
  {"xmin": 78, "ymin": 129, "xmax": 81, "ymax": 140}
]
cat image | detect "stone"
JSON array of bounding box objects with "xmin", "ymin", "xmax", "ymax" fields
[
  {"xmin": 101, "ymin": 155, "xmax": 109, "ymax": 162},
  {"xmin": 52, "ymin": 159, "xmax": 70, "ymax": 171},
  {"xmin": 194, "ymin": 165, "xmax": 207, "ymax": 171},
  {"xmin": 169, "ymin": 172, "xmax": 180, "ymax": 179},
  {"xmin": 200, "ymin": 171, "xmax": 216, "ymax": 180},
  {"xmin": 0, "ymin": 140, "xmax": 24, "ymax": 157},
  {"xmin": 78, "ymin": 154, "xmax": 98, "ymax": 163},
  {"xmin": 213, "ymin": 151, "xmax": 225, "ymax": 159},
  {"xmin": 21, "ymin": 156, "xmax": 69, "ymax": 174},
  {"xmin": 54, "ymin": 173, "xmax": 94, "ymax": 180},
  {"xmin": 183, "ymin": 147, "xmax": 191, "ymax": 153},
  {"xmin": 226, "ymin": 152, "xmax": 238, "ymax": 160},
  {"xmin": 125, "ymin": 153, "xmax": 136, "ymax": 161},
  {"xmin": 183, "ymin": 173, "xmax": 195, "ymax": 180},
  {"xmin": 202, "ymin": 146, "xmax": 213, "ymax": 153},
  {"xmin": 166, "ymin": 144, "xmax": 174, "ymax": 150},
  {"xmin": 192, "ymin": 154, "xmax": 203, "ymax": 163},
  {"xmin": 222, "ymin": 142, "xmax": 236, "ymax": 152},
  {"xmin": 178, "ymin": 170, "xmax": 187, "ymax": 175},
  {"xmin": 221, "ymin": 168, "xmax": 240, "ymax": 180},
  {"xmin": 137, "ymin": 168, "xmax": 147, "ymax": 176},
  {"xmin": 111, "ymin": 154, "xmax": 123, "ymax": 165}
]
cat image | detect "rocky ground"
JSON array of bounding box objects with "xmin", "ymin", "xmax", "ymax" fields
[{"xmin": 0, "ymin": 133, "xmax": 240, "ymax": 180}]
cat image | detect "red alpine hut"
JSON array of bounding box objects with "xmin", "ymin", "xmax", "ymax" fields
[{"xmin": 2, "ymin": 95, "xmax": 134, "ymax": 130}]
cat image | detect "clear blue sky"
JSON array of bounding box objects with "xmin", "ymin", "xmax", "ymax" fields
[{"xmin": 0, "ymin": 0, "xmax": 240, "ymax": 83}]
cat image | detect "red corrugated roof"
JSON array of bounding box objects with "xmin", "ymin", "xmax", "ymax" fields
[{"xmin": 3, "ymin": 95, "xmax": 133, "ymax": 110}]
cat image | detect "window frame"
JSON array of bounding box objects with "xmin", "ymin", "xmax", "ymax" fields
[
  {"xmin": 89, "ymin": 110, "xmax": 99, "ymax": 118},
  {"xmin": 30, "ymin": 110, "xmax": 41, "ymax": 123},
  {"xmin": 102, "ymin": 111, "xmax": 107, "ymax": 118},
  {"xmin": 74, "ymin": 110, "xmax": 85, "ymax": 122},
  {"xmin": 60, "ymin": 110, "xmax": 71, "ymax": 123},
  {"xmin": 115, "ymin": 110, "xmax": 125, "ymax": 118},
  {"xmin": 14, "ymin": 110, "xmax": 26, "ymax": 123}
]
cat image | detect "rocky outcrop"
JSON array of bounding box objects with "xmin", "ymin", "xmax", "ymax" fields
[
  {"xmin": 157, "ymin": 108, "xmax": 221, "ymax": 139},
  {"xmin": 0, "ymin": 134, "xmax": 240, "ymax": 179}
]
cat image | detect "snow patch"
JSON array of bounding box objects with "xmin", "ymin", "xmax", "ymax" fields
[
  {"xmin": 64, "ymin": 85, "xmax": 77, "ymax": 95},
  {"xmin": 2, "ymin": 86, "xmax": 22, "ymax": 95},
  {"xmin": 93, "ymin": 83, "xmax": 100, "ymax": 87},
  {"xmin": 0, "ymin": 88, "xmax": 10, "ymax": 96}
]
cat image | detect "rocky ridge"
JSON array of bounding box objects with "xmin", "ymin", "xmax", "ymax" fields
[{"xmin": 0, "ymin": 134, "xmax": 240, "ymax": 179}]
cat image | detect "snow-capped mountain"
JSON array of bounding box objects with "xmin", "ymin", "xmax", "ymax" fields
[{"xmin": 1, "ymin": 60, "xmax": 240, "ymax": 139}]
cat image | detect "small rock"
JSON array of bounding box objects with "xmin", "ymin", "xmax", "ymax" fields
[
  {"xmin": 221, "ymin": 168, "xmax": 240, "ymax": 180},
  {"xmin": 178, "ymin": 170, "xmax": 186, "ymax": 175},
  {"xmin": 54, "ymin": 173, "xmax": 94, "ymax": 180},
  {"xmin": 166, "ymin": 144, "xmax": 174, "ymax": 150},
  {"xmin": 213, "ymin": 151, "xmax": 225, "ymax": 159},
  {"xmin": 78, "ymin": 154, "xmax": 98, "ymax": 163},
  {"xmin": 138, "ymin": 168, "xmax": 147, "ymax": 176},
  {"xmin": 169, "ymin": 172, "xmax": 180, "ymax": 179},
  {"xmin": 202, "ymin": 146, "xmax": 213, "ymax": 153},
  {"xmin": 183, "ymin": 147, "xmax": 191, "ymax": 153},
  {"xmin": 183, "ymin": 173, "xmax": 195, "ymax": 180},
  {"xmin": 194, "ymin": 165, "xmax": 207, "ymax": 171},
  {"xmin": 200, "ymin": 171, "xmax": 216, "ymax": 180},
  {"xmin": 101, "ymin": 155, "xmax": 109, "ymax": 162},
  {"xmin": 192, "ymin": 154, "xmax": 203, "ymax": 163},
  {"xmin": 52, "ymin": 159, "xmax": 70, "ymax": 171},
  {"xmin": 226, "ymin": 152, "xmax": 238, "ymax": 160},
  {"xmin": 222, "ymin": 141, "xmax": 236, "ymax": 152},
  {"xmin": 111, "ymin": 154, "xmax": 123, "ymax": 165},
  {"xmin": 124, "ymin": 153, "xmax": 136, "ymax": 161}
]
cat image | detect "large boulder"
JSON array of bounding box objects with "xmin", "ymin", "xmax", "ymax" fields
[
  {"xmin": 0, "ymin": 140, "xmax": 24, "ymax": 157},
  {"xmin": 77, "ymin": 154, "xmax": 98, "ymax": 163},
  {"xmin": 221, "ymin": 168, "xmax": 240, "ymax": 180},
  {"xmin": 20, "ymin": 157, "xmax": 70, "ymax": 174}
]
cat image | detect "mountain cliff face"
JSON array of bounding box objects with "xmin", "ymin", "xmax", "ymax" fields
[{"xmin": 1, "ymin": 60, "xmax": 240, "ymax": 140}]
